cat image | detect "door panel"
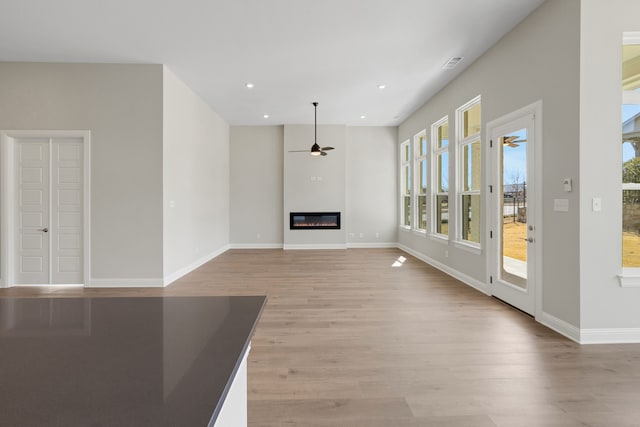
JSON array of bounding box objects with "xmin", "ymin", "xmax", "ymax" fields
[
  {"xmin": 15, "ymin": 139, "xmax": 50, "ymax": 284},
  {"xmin": 51, "ymin": 139, "xmax": 83, "ymax": 284},
  {"xmin": 500, "ymin": 127, "xmax": 528, "ymax": 290}
]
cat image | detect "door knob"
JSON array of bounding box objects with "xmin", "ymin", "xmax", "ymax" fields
[
  {"xmin": 39, "ymin": 228, "xmax": 48, "ymax": 233},
  {"xmin": 522, "ymin": 237, "xmax": 533, "ymax": 243}
]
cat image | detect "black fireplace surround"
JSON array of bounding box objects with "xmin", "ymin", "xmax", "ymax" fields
[{"xmin": 289, "ymin": 212, "xmax": 341, "ymax": 230}]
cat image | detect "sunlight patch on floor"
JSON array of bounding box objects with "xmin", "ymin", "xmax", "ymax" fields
[{"xmin": 392, "ymin": 256, "xmax": 407, "ymax": 267}]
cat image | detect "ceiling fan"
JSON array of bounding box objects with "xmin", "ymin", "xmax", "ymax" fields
[
  {"xmin": 502, "ymin": 135, "xmax": 527, "ymax": 148},
  {"xmin": 289, "ymin": 102, "xmax": 334, "ymax": 156}
]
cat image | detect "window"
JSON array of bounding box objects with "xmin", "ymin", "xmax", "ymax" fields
[
  {"xmin": 432, "ymin": 117, "xmax": 449, "ymax": 237},
  {"xmin": 414, "ymin": 131, "xmax": 428, "ymax": 231},
  {"xmin": 622, "ymin": 37, "xmax": 640, "ymax": 269},
  {"xmin": 400, "ymin": 139, "xmax": 411, "ymax": 228},
  {"xmin": 457, "ymin": 97, "xmax": 482, "ymax": 245}
]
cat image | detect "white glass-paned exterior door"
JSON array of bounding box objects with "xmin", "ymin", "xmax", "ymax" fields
[{"xmin": 489, "ymin": 112, "xmax": 537, "ymax": 315}]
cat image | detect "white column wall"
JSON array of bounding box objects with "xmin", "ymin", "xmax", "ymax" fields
[
  {"xmin": 579, "ymin": 0, "xmax": 640, "ymax": 334},
  {"xmin": 162, "ymin": 67, "xmax": 230, "ymax": 284}
]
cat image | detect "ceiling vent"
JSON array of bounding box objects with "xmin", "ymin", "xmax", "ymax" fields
[{"xmin": 442, "ymin": 56, "xmax": 464, "ymax": 69}]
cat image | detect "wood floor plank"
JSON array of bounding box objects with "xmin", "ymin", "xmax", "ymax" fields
[{"xmin": 2, "ymin": 248, "xmax": 640, "ymax": 426}]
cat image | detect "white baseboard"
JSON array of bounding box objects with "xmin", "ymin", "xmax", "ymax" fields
[
  {"xmin": 397, "ymin": 244, "xmax": 489, "ymax": 295},
  {"xmin": 229, "ymin": 243, "xmax": 284, "ymax": 249},
  {"xmin": 163, "ymin": 244, "xmax": 231, "ymax": 286},
  {"xmin": 536, "ymin": 310, "xmax": 581, "ymax": 343},
  {"xmin": 347, "ymin": 242, "xmax": 398, "ymax": 248},
  {"xmin": 86, "ymin": 278, "xmax": 164, "ymax": 288},
  {"xmin": 283, "ymin": 244, "xmax": 347, "ymax": 250},
  {"xmin": 580, "ymin": 328, "xmax": 640, "ymax": 344}
]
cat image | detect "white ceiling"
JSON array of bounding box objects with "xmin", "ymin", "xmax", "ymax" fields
[{"xmin": 0, "ymin": 0, "xmax": 544, "ymax": 126}]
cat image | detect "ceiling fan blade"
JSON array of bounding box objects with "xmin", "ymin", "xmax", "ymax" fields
[
  {"xmin": 503, "ymin": 136, "xmax": 518, "ymax": 144},
  {"xmin": 320, "ymin": 151, "xmax": 328, "ymax": 156},
  {"xmin": 505, "ymin": 143, "xmax": 519, "ymax": 148},
  {"xmin": 321, "ymin": 146, "xmax": 334, "ymax": 151}
]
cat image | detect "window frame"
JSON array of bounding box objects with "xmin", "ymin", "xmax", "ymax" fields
[
  {"xmin": 400, "ymin": 139, "xmax": 411, "ymax": 229},
  {"xmin": 620, "ymin": 33, "xmax": 640, "ymax": 285},
  {"xmin": 455, "ymin": 96, "xmax": 482, "ymax": 250},
  {"xmin": 431, "ymin": 116, "xmax": 449, "ymax": 241},
  {"xmin": 414, "ymin": 130, "xmax": 428, "ymax": 233}
]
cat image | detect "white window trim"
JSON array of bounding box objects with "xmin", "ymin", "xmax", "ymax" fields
[
  {"xmin": 400, "ymin": 139, "xmax": 411, "ymax": 229},
  {"xmin": 623, "ymin": 32, "xmax": 640, "ymax": 44},
  {"xmin": 414, "ymin": 130, "xmax": 428, "ymax": 233},
  {"xmin": 454, "ymin": 240, "xmax": 482, "ymax": 255},
  {"xmin": 431, "ymin": 116, "xmax": 449, "ymax": 239},
  {"xmin": 618, "ymin": 270, "xmax": 640, "ymax": 287},
  {"xmin": 455, "ymin": 96, "xmax": 482, "ymax": 249}
]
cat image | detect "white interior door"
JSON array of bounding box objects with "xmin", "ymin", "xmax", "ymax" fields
[
  {"xmin": 14, "ymin": 137, "xmax": 84, "ymax": 285},
  {"xmin": 488, "ymin": 105, "xmax": 540, "ymax": 316}
]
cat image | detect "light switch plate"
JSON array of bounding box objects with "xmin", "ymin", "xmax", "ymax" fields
[
  {"xmin": 554, "ymin": 198, "xmax": 569, "ymax": 212},
  {"xmin": 593, "ymin": 197, "xmax": 602, "ymax": 212}
]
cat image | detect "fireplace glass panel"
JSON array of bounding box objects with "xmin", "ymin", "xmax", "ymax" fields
[{"xmin": 290, "ymin": 212, "xmax": 341, "ymax": 230}]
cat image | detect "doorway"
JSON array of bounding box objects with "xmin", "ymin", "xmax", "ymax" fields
[
  {"xmin": 487, "ymin": 103, "xmax": 541, "ymax": 316},
  {"xmin": 1, "ymin": 131, "xmax": 90, "ymax": 287}
]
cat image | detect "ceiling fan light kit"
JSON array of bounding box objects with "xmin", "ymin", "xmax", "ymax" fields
[{"xmin": 288, "ymin": 102, "xmax": 335, "ymax": 157}]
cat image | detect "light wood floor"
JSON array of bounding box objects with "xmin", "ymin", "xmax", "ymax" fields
[{"xmin": 3, "ymin": 248, "xmax": 640, "ymax": 426}]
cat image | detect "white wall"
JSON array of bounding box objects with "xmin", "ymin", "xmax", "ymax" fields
[
  {"xmin": 579, "ymin": 0, "xmax": 640, "ymax": 331},
  {"xmin": 398, "ymin": 0, "xmax": 581, "ymax": 326},
  {"xmin": 162, "ymin": 67, "xmax": 230, "ymax": 283},
  {"xmin": 346, "ymin": 127, "xmax": 398, "ymax": 246},
  {"xmin": 229, "ymin": 126, "xmax": 283, "ymax": 247},
  {"xmin": 0, "ymin": 63, "xmax": 164, "ymax": 283}
]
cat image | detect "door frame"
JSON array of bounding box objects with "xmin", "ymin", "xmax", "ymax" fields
[
  {"xmin": 485, "ymin": 101, "xmax": 543, "ymax": 318},
  {"xmin": 0, "ymin": 130, "xmax": 91, "ymax": 288}
]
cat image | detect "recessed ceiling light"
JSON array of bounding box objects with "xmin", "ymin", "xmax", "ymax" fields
[
  {"xmin": 377, "ymin": 84, "xmax": 386, "ymax": 90},
  {"xmin": 245, "ymin": 83, "xmax": 254, "ymax": 88},
  {"xmin": 263, "ymin": 114, "xmax": 269, "ymax": 119},
  {"xmin": 360, "ymin": 115, "xmax": 366, "ymax": 119}
]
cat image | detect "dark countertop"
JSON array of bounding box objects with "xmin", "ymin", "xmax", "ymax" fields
[{"xmin": 0, "ymin": 296, "xmax": 266, "ymax": 427}]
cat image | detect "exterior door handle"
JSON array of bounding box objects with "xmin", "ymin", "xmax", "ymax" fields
[
  {"xmin": 522, "ymin": 237, "xmax": 533, "ymax": 243},
  {"xmin": 39, "ymin": 228, "xmax": 48, "ymax": 233}
]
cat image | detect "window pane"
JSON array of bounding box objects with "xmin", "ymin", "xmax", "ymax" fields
[
  {"xmin": 404, "ymin": 165, "xmax": 411, "ymax": 195},
  {"xmin": 418, "ymin": 195, "xmax": 427, "ymax": 230},
  {"xmin": 463, "ymin": 103, "xmax": 481, "ymax": 138},
  {"xmin": 622, "ymin": 102, "xmax": 640, "ymax": 266},
  {"xmin": 403, "ymin": 196, "xmax": 411, "ymax": 226},
  {"xmin": 623, "ymin": 44, "xmax": 640, "ymax": 91},
  {"xmin": 438, "ymin": 152, "xmax": 448, "ymax": 193},
  {"xmin": 623, "ymin": 189, "xmax": 640, "ymax": 267},
  {"xmin": 404, "ymin": 144, "xmax": 410, "ymax": 162},
  {"xmin": 419, "ymin": 159, "xmax": 427, "ymax": 194},
  {"xmin": 463, "ymin": 141, "xmax": 481, "ymax": 192},
  {"xmin": 438, "ymin": 122, "xmax": 449, "ymax": 148},
  {"xmin": 436, "ymin": 195, "xmax": 448, "ymax": 235},
  {"xmin": 622, "ymin": 40, "xmax": 640, "ymax": 267},
  {"xmin": 461, "ymin": 194, "xmax": 481, "ymax": 243},
  {"xmin": 420, "ymin": 136, "xmax": 427, "ymax": 156},
  {"xmin": 623, "ymin": 105, "xmax": 640, "ymax": 152}
]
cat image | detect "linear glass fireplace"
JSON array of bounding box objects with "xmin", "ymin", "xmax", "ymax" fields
[{"xmin": 289, "ymin": 212, "xmax": 341, "ymax": 230}]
